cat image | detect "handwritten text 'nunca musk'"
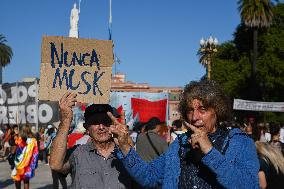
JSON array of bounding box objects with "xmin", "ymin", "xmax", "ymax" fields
[{"xmin": 50, "ymin": 42, "xmax": 105, "ymax": 96}]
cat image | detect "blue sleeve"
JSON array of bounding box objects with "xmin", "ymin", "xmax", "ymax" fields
[
  {"xmin": 118, "ymin": 147, "xmax": 166, "ymax": 188},
  {"xmin": 202, "ymin": 135, "xmax": 260, "ymax": 189}
]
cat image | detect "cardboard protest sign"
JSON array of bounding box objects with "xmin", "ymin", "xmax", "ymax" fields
[{"xmin": 39, "ymin": 36, "xmax": 114, "ymax": 104}]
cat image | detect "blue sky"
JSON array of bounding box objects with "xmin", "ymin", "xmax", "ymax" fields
[{"xmin": 1, "ymin": 0, "xmax": 240, "ymax": 87}]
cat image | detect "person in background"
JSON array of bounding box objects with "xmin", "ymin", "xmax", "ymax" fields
[
  {"xmin": 256, "ymin": 141, "xmax": 284, "ymax": 189},
  {"xmin": 0, "ymin": 127, "xmax": 3, "ymax": 157},
  {"xmin": 2, "ymin": 125, "xmax": 12, "ymax": 158},
  {"xmin": 269, "ymin": 122, "xmax": 284, "ymax": 155},
  {"xmin": 168, "ymin": 119, "xmax": 186, "ymax": 143},
  {"xmin": 157, "ymin": 123, "xmax": 169, "ymax": 141},
  {"xmin": 0, "ymin": 127, "xmax": 4, "ymax": 141},
  {"xmin": 37, "ymin": 127, "xmax": 46, "ymax": 163},
  {"xmin": 128, "ymin": 122, "xmax": 145, "ymax": 149},
  {"xmin": 245, "ymin": 123, "xmax": 254, "ymax": 139},
  {"xmin": 7, "ymin": 125, "xmax": 19, "ymax": 170},
  {"xmin": 11, "ymin": 125, "xmax": 39, "ymax": 189},
  {"xmin": 133, "ymin": 122, "xmax": 146, "ymax": 135},
  {"xmin": 244, "ymin": 117, "xmax": 261, "ymax": 142},
  {"xmin": 47, "ymin": 126, "xmax": 70, "ymax": 189},
  {"xmin": 44, "ymin": 125, "xmax": 56, "ymax": 164},
  {"xmin": 135, "ymin": 117, "xmax": 168, "ymax": 163},
  {"xmin": 258, "ymin": 123, "xmax": 270, "ymax": 143},
  {"xmin": 31, "ymin": 126, "xmax": 36, "ymax": 136},
  {"xmin": 109, "ymin": 80, "xmax": 260, "ymax": 189},
  {"xmin": 129, "ymin": 128, "xmax": 138, "ymax": 146},
  {"xmin": 280, "ymin": 124, "xmax": 284, "ymax": 143}
]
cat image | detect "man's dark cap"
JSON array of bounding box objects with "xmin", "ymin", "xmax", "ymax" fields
[{"xmin": 83, "ymin": 104, "xmax": 119, "ymax": 129}]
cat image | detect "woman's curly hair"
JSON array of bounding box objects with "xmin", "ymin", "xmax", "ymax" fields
[{"xmin": 178, "ymin": 80, "xmax": 232, "ymax": 124}]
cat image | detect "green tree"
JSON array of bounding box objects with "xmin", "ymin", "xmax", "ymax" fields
[
  {"xmin": 212, "ymin": 41, "xmax": 251, "ymax": 98},
  {"xmin": 256, "ymin": 3, "xmax": 284, "ymax": 102},
  {"xmin": 0, "ymin": 34, "xmax": 13, "ymax": 84},
  {"xmin": 197, "ymin": 45, "xmax": 210, "ymax": 78},
  {"xmin": 212, "ymin": 3, "xmax": 284, "ymax": 123},
  {"xmin": 238, "ymin": 0, "xmax": 274, "ymax": 78}
]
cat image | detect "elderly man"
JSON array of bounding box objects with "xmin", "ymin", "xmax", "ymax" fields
[{"xmin": 49, "ymin": 92, "xmax": 136, "ymax": 189}]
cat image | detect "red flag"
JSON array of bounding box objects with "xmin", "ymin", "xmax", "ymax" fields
[
  {"xmin": 67, "ymin": 133, "xmax": 84, "ymax": 149},
  {"xmin": 131, "ymin": 98, "xmax": 167, "ymax": 122},
  {"xmin": 117, "ymin": 105, "xmax": 123, "ymax": 114},
  {"xmin": 116, "ymin": 105, "xmax": 123, "ymax": 123}
]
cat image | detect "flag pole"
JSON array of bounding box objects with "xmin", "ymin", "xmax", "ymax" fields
[
  {"xmin": 78, "ymin": 0, "xmax": 82, "ymax": 14},
  {"xmin": 109, "ymin": 0, "xmax": 112, "ymax": 40}
]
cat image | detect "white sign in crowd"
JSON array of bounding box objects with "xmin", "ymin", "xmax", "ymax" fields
[{"xmin": 233, "ymin": 99, "xmax": 284, "ymax": 112}]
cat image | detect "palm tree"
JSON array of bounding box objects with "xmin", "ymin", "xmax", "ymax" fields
[
  {"xmin": 197, "ymin": 48, "xmax": 209, "ymax": 67},
  {"xmin": 0, "ymin": 34, "xmax": 13, "ymax": 84},
  {"xmin": 238, "ymin": 0, "xmax": 273, "ymax": 78}
]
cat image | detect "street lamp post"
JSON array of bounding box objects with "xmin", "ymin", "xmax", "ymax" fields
[{"xmin": 198, "ymin": 36, "xmax": 218, "ymax": 80}]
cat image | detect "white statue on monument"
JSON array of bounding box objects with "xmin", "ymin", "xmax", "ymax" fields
[{"xmin": 69, "ymin": 1, "xmax": 81, "ymax": 38}]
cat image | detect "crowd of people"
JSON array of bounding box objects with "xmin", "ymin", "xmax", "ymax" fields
[
  {"xmin": 0, "ymin": 123, "xmax": 69, "ymax": 189},
  {"xmin": 241, "ymin": 118, "xmax": 284, "ymax": 189},
  {"xmin": 1, "ymin": 79, "xmax": 284, "ymax": 189}
]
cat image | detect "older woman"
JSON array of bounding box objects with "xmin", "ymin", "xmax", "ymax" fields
[
  {"xmin": 256, "ymin": 141, "xmax": 284, "ymax": 189},
  {"xmin": 109, "ymin": 80, "xmax": 260, "ymax": 189}
]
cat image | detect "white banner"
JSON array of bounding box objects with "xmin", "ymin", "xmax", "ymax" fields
[{"xmin": 233, "ymin": 99, "xmax": 284, "ymax": 112}]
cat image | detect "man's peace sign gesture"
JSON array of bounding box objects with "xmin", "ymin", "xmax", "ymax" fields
[{"xmin": 107, "ymin": 111, "xmax": 132, "ymax": 155}]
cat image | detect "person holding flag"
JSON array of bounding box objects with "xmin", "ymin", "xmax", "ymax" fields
[{"xmin": 11, "ymin": 125, "xmax": 39, "ymax": 189}]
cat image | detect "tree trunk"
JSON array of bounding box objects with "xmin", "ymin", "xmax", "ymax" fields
[
  {"xmin": 249, "ymin": 28, "xmax": 259, "ymax": 100},
  {"xmin": 0, "ymin": 61, "xmax": 2, "ymax": 84},
  {"xmin": 252, "ymin": 28, "xmax": 258, "ymax": 77},
  {"xmin": 207, "ymin": 54, "xmax": 211, "ymax": 80}
]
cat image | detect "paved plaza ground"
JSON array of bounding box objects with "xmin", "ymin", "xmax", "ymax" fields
[{"xmin": 0, "ymin": 160, "xmax": 71, "ymax": 189}]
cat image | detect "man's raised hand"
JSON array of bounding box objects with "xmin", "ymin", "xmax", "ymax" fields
[{"xmin": 59, "ymin": 92, "xmax": 77, "ymax": 122}]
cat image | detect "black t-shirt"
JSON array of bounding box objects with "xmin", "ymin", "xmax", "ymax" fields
[
  {"xmin": 259, "ymin": 157, "xmax": 284, "ymax": 189},
  {"xmin": 179, "ymin": 128, "xmax": 229, "ymax": 189}
]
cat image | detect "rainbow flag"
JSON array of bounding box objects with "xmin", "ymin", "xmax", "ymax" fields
[{"xmin": 11, "ymin": 137, "xmax": 39, "ymax": 181}]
